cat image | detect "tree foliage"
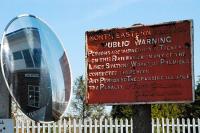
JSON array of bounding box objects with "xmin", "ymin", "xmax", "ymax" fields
[
  {"xmin": 68, "ymin": 76, "xmax": 105, "ymax": 119},
  {"xmin": 181, "ymin": 80, "xmax": 200, "ymax": 119},
  {"xmin": 111, "ymin": 105, "xmax": 134, "ymax": 119},
  {"xmin": 151, "ymin": 104, "xmax": 184, "ymax": 119}
]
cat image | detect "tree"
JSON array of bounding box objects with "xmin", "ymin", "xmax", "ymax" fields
[
  {"xmin": 68, "ymin": 76, "xmax": 105, "ymax": 119},
  {"xmin": 111, "ymin": 105, "xmax": 134, "ymax": 119},
  {"xmin": 182, "ymin": 79, "xmax": 200, "ymax": 119},
  {"xmin": 151, "ymin": 104, "xmax": 184, "ymax": 119}
]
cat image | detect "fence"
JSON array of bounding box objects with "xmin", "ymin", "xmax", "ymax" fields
[
  {"xmin": 15, "ymin": 118, "xmax": 200, "ymax": 133},
  {"xmin": 152, "ymin": 118, "xmax": 200, "ymax": 133}
]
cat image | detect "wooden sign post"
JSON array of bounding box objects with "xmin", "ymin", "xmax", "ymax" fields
[{"xmin": 133, "ymin": 105, "xmax": 151, "ymax": 133}]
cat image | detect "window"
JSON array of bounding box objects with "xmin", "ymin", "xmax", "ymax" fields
[
  {"xmin": 28, "ymin": 85, "xmax": 40, "ymax": 108},
  {"xmin": 13, "ymin": 51, "xmax": 23, "ymax": 60},
  {"xmin": 22, "ymin": 49, "xmax": 34, "ymax": 67},
  {"xmin": 32, "ymin": 48, "xmax": 42, "ymax": 67}
]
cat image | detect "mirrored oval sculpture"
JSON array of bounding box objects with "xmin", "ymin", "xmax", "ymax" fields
[{"xmin": 1, "ymin": 14, "xmax": 72, "ymax": 122}]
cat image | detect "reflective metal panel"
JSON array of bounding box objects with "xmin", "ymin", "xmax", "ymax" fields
[{"xmin": 1, "ymin": 14, "xmax": 72, "ymax": 122}]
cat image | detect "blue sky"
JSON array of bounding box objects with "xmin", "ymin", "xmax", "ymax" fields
[{"xmin": 0, "ymin": 0, "xmax": 200, "ymax": 84}]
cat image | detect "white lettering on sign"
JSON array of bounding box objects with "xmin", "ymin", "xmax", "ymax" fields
[
  {"xmin": 105, "ymin": 41, "xmax": 130, "ymax": 48},
  {"xmin": 88, "ymin": 30, "xmax": 151, "ymax": 41},
  {"xmin": 135, "ymin": 36, "xmax": 172, "ymax": 46}
]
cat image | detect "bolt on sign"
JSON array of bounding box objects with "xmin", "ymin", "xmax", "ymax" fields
[{"xmin": 86, "ymin": 20, "xmax": 194, "ymax": 105}]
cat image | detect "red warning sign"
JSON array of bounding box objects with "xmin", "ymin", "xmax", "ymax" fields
[{"xmin": 86, "ymin": 20, "xmax": 194, "ymax": 105}]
